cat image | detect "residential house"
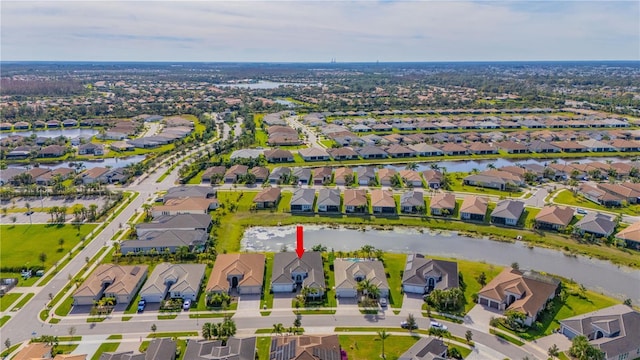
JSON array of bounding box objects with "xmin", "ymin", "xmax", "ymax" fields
[
  {"xmin": 316, "ymin": 189, "xmax": 341, "ymax": 213},
  {"xmin": 152, "ymin": 198, "xmax": 218, "ymax": 217},
  {"xmin": 477, "ymin": 268, "xmax": 560, "ymax": 326},
  {"xmin": 135, "ymin": 214, "xmax": 212, "ymax": 236},
  {"xmin": 577, "ymin": 184, "xmax": 624, "ymax": 207},
  {"xmin": 206, "ymin": 254, "xmax": 266, "ymax": 295},
  {"xmin": 290, "ymin": 188, "xmax": 316, "ymax": 212},
  {"xmin": 184, "ymin": 337, "xmax": 256, "ymax": 360},
  {"xmin": 78, "ymin": 143, "xmax": 105, "ymax": 155},
  {"xmin": 463, "ymin": 174, "xmax": 508, "ymax": 191},
  {"xmin": 230, "ymin": 148, "xmax": 264, "ymax": 160},
  {"xmin": 466, "ymin": 142, "xmax": 497, "ymax": 155},
  {"xmin": 610, "ymin": 139, "xmax": 640, "ymax": 152},
  {"xmin": 528, "ymin": 140, "xmax": 560, "ymax": 153},
  {"xmin": 264, "ymin": 149, "xmax": 294, "ymax": 163},
  {"xmin": 356, "ymin": 146, "xmax": 388, "ymax": 159},
  {"xmin": 399, "ymin": 169, "xmax": 423, "ymax": 188},
  {"xmin": 598, "ymin": 183, "xmax": 640, "ymax": 204},
  {"xmin": 343, "ymin": 189, "xmax": 367, "ymax": 213},
  {"xmin": 422, "ymin": 170, "xmax": 443, "ymax": 189},
  {"xmin": 334, "ymin": 259, "xmax": 390, "ymax": 298},
  {"xmin": 371, "ymin": 189, "xmax": 396, "ymax": 214},
  {"xmin": 39, "ymin": 144, "xmax": 67, "ymax": 158},
  {"xmin": 110, "ymin": 141, "xmax": 134, "ymax": 152},
  {"xmin": 312, "ymin": 167, "xmax": 332, "ymax": 185},
  {"xmin": 437, "ymin": 143, "xmax": 468, "ymax": 156},
  {"xmin": 253, "ymin": 187, "xmax": 282, "ymax": 209},
  {"xmin": 559, "ymin": 305, "xmax": 640, "ymax": 360},
  {"xmin": 400, "ymin": 191, "xmax": 425, "ymax": 214},
  {"xmin": 298, "ymin": 147, "xmax": 330, "ymax": 161},
  {"xmin": 73, "ymin": 264, "xmax": 148, "ymax": 306},
  {"xmin": 534, "ymin": 205, "xmax": 574, "ymax": 231},
  {"xmin": 334, "ymin": 167, "xmax": 354, "ymax": 186},
  {"xmin": 490, "ymin": 200, "xmax": 524, "ymax": 226},
  {"xmin": 498, "ymin": 141, "xmax": 529, "ymax": 154},
  {"xmin": 269, "ymin": 167, "xmax": 292, "ymax": 184},
  {"xmin": 574, "ymin": 213, "xmax": 616, "ymax": 238},
  {"xmin": 409, "ymin": 143, "xmax": 444, "ymax": 157},
  {"xmin": 552, "ymin": 141, "xmax": 588, "ymax": 153},
  {"xmin": 271, "ymin": 252, "xmax": 325, "ymax": 296},
  {"xmin": 267, "ymin": 125, "xmax": 301, "ymax": 146},
  {"xmin": 398, "ymin": 337, "xmax": 448, "ymax": 360},
  {"xmin": 224, "ymin": 164, "xmax": 248, "ymax": 183},
  {"xmin": 377, "ymin": 168, "xmax": 397, "ymax": 187},
  {"xmin": 578, "ymin": 139, "xmax": 616, "ymax": 152},
  {"xmin": 35, "ymin": 167, "xmax": 75, "ymax": 186},
  {"xmin": 250, "ymin": 166, "xmax": 269, "ymax": 183},
  {"xmin": 386, "ymin": 144, "xmax": 416, "ymax": 158},
  {"xmin": 201, "ymin": 166, "xmax": 226, "ymax": 183},
  {"xmin": 139, "ymin": 263, "xmax": 206, "ymax": 302},
  {"xmin": 327, "ymin": 147, "xmax": 358, "ymax": 160},
  {"xmin": 164, "ymin": 186, "xmax": 216, "ymax": 200},
  {"xmin": 269, "ymin": 335, "xmax": 343, "ymax": 360},
  {"xmin": 429, "ymin": 192, "xmax": 456, "ymax": 216},
  {"xmin": 615, "ymin": 221, "xmax": 640, "ymax": 250},
  {"xmin": 120, "ymin": 229, "xmax": 209, "ymax": 255},
  {"xmin": 292, "ymin": 167, "xmax": 311, "ymax": 185},
  {"xmin": 402, "ymin": 253, "xmax": 459, "ymax": 295},
  {"xmin": 81, "ymin": 167, "xmax": 110, "ymax": 184},
  {"xmin": 355, "ymin": 166, "xmax": 376, "ymax": 186},
  {"xmin": 12, "ymin": 343, "xmax": 52, "ymax": 360}
]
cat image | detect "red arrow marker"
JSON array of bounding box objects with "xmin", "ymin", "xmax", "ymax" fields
[{"xmin": 295, "ymin": 225, "xmax": 305, "ymax": 259}]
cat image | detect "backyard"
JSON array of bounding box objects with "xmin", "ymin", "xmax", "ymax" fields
[{"xmin": 554, "ymin": 189, "xmax": 640, "ymax": 216}]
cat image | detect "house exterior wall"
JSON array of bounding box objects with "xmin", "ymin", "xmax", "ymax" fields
[
  {"xmin": 141, "ymin": 291, "xmax": 164, "ymax": 303},
  {"xmin": 74, "ymin": 295, "xmax": 98, "ymax": 306},
  {"xmin": 402, "ymin": 284, "xmax": 425, "ymax": 294}
]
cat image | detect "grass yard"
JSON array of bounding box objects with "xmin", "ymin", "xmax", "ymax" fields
[
  {"xmin": 262, "ymin": 253, "xmax": 275, "ymax": 309},
  {"xmin": 338, "ymin": 334, "xmax": 420, "ymax": 360},
  {"xmin": 447, "ymin": 172, "xmax": 522, "ymax": 197},
  {"xmin": 383, "ymin": 253, "xmax": 407, "ymax": 308},
  {"xmin": 256, "ymin": 336, "xmax": 271, "ymax": 360},
  {"xmin": 147, "ymin": 331, "xmax": 198, "ymax": 338},
  {"xmin": 554, "ymin": 189, "xmax": 640, "ymax": 216},
  {"xmin": 11, "ymin": 293, "xmax": 34, "ymax": 311},
  {"xmin": 0, "ymin": 224, "xmax": 96, "ymax": 270},
  {"xmin": 0, "ymin": 293, "xmax": 21, "ymax": 312},
  {"xmin": 0, "ymin": 315, "xmax": 9, "ymax": 327},
  {"xmin": 90, "ymin": 343, "xmax": 120, "ymax": 360}
]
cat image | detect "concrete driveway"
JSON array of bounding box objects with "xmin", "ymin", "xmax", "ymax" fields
[
  {"xmin": 400, "ymin": 293, "xmax": 425, "ymax": 316},
  {"xmin": 273, "ymin": 293, "xmax": 294, "ymax": 310},
  {"xmin": 535, "ymin": 333, "xmax": 572, "ymax": 352},
  {"xmin": 523, "ymin": 187, "xmax": 548, "ymax": 208},
  {"xmin": 464, "ymin": 304, "xmax": 503, "ymax": 332},
  {"xmin": 236, "ymin": 294, "xmax": 261, "ymax": 317}
]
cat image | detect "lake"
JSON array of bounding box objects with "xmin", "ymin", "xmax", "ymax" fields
[
  {"xmin": 8, "ymin": 155, "xmax": 146, "ymax": 171},
  {"xmin": 241, "ymin": 225, "xmax": 640, "ymax": 303}
]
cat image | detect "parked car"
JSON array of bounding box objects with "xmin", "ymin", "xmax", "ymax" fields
[
  {"xmin": 576, "ymin": 208, "xmax": 588, "ymax": 215},
  {"xmin": 430, "ymin": 321, "xmax": 447, "ymax": 331},
  {"xmin": 183, "ymin": 299, "xmax": 191, "ymax": 311},
  {"xmin": 400, "ymin": 321, "xmax": 418, "ymax": 330},
  {"xmin": 137, "ymin": 299, "xmax": 146, "ymax": 313},
  {"xmin": 25, "ymin": 210, "xmax": 34, "ymax": 216},
  {"xmin": 379, "ymin": 298, "xmax": 388, "ymax": 307}
]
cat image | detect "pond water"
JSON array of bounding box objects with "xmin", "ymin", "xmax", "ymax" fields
[
  {"xmin": 0, "ymin": 128, "xmax": 98, "ymax": 140},
  {"xmin": 212, "ymin": 81, "xmax": 310, "ymax": 89},
  {"xmin": 8, "ymin": 155, "xmax": 146, "ymax": 171},
  {"xmin": 241, "ymin": 225, "xmax": 640, "ymax": 303},
  {"xmin": 386, "ymin": 157, "xmax": 629, "ymax": 173}
]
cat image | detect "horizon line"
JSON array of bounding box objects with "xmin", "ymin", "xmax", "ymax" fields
[{"xmin": 2, "ymin": 59, "xmax": 640, "ymax": 64}]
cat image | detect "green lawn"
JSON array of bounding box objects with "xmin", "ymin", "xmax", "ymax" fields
[
  {"xmin": 338, "ymin": 334, "xmax": 420, "ymax": 360},
  {"xmin": 554, "ymin": 189, "xmax": 640, "ymax": 216},
  {"xmin": 490, "ymin": 329, "xmax": 524, "ymax": 346},
  {"xmin": 11, "ymin": 293, "xmax": 34, "ymax": 310},
  {"xmin": 0, "ymin": 316, "xmax": 10, "ymax": 327},
  {"xmin": 447, "ymin": 173, "xmax": 522, "ymax": 197},
  {"xmin": 0, "ymin": 224, "xmax": 96, "ymax": 270},
  {"xmin": 256, "ymin": 336, "xmax": 271, "ymax": 360},
  {"xmin": 91, "ymin": 343, "xmax": 120, "ymax": 360},
  {"xmin": 262, "ymin": 253, "xmax": 275, "ymax": 309},
  {"xmin": 0, "ymin": 293, "xmax": 21, "ymax": 311},
  {"xmin": 383, "ymin": 253, "xmax": 406, "ymax": 308},
  {"xmin": 107, "ymin": 335, "xmax": 123, "ymax": 340},
  {"xmin": 148, "ymin": 331, "xmax": 198, "ymax": 338}
]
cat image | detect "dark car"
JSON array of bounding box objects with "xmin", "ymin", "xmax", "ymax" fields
[
  {"xmin": 137, "ymin": 299, "xmax": 146, "ymax": 312},
  {"xmin": 400, "ymin": 321, "xmax": 418, "ymax": 330}
]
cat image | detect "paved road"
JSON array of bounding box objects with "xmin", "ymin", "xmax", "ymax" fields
[{"xmin": 285, "ymin": 115, "xmax": 323, "ymax": 148}]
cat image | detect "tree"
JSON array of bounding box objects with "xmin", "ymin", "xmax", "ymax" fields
[
  {"xmin": 465, "ymin": 330, "xmax": 473, "ymax": 344},
  {"xmin": 39, "ymin": 252, "xmax": 47, "ymax": 267},
  {"xmin": 151, "ymin": 324, "xmax": 157, "ymax": 333},
  {"xmin": 511, "ymin": 262, "xmax": 519, "ymax": 270},
  {"xmin": 476, "ymin": 272, "xmax": 487, "ymax": 287},
  {"xmin": 548, "ymin": 344, "xmax": 560, "ymax": 359},
  {"xmin": 311, "ymin": 244, "xmax": 327, "ymax": 252},
  {"xmin": 272, "ymin": 323, "xmax": 285, "ymax": 336},
  {"xmin": 405, "ymin": 313, "xmax": 417, "ymax": 332},
  {"xmin": 68, "ymin": 326, "xmax": 76, "ymax": 337},
  {"xmin": 405, "ymin": 163, "xmax": 418, "ymax": 171},
  {"xmin": 202, "ymin": 322, "xmax": 214, "ymax": 340},
  {"xmin": 377, "ymin": 329, "xmax": 390, "ymax": 359},
  {"xmin": 569, "ymin": 335, "xmax": 604, "ymax": 360},
  {"xmin": 504, "ymin": 309, "xmax": 527, "ymax": 330},
  {"xmin": 4, "ymin": 338, "xmax": 10, "ymax": 350},
  {"xmin": 58, "ymin": 238, "xmax": 65, "ymax": 251},
  {"xmin": 623, "ymin": 298, "xmax": 632, "ymax": 306}
]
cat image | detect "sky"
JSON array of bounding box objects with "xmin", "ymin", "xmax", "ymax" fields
[{"xmin": 1, "ymin": 1, "xmax": 639, "ymax": 62}]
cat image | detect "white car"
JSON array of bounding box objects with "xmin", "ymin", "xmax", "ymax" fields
[
  {"xmin": 379, "ymin": 298, "xmax": 388, "ymax": 307},
  {"xmin": 183, "ymin": 299, "xmax": 191, "ymax": 310},
  {"xmin": 430, "ymin": 321, "xmax": 448, "ymax": 331}
]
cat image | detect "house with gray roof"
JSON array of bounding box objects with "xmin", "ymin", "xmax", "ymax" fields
[
  {"xmin": 355, "ymin": 166, "xmax": 376, "ymax": 186},
  {"xmin": 398, "ymin": 337, "xmax": 447, "ymax": 360},
  {"xmin": 120, "ymin": 230, "xmax": 208, "ymax": 255},
  {"xmin": 574, "ymin": 212, "xmax": 616, "ymax": 238},
  {"xmin": 164, "ymin": 186, "xmax": 216, "ymax": 200},
  {"xmin": 409, "ymin": 143, "xmax": 444, "ymax": 157},
  {"xmin": 100, "ymin": 338, "xmax": 176, "ymax": 360},
  {"xmin": 528, "ymin": 140, "xmax": 560, "ymax": 153},
  {"xmin": 317, "ymin": 189, "xmax": 341, "ymax": 213},
  {"xmin": 140, "ymin": 263, "xmax": 206, "ymax": 302},
  {"xmin": 327, "ymin": 147, "xmax": 358, "ymax": 160},
  {"xmin": 490, "ymin": 200, "xmax": 524, "ymax": 226},
  {"xmin": 334, "ymin": 259, "xmax": 389, "ymax": 298},
  {"xmin": 183, "ymin": 337, "xmax": 256, "ymax": 360},
  {"xmin": 264, "ymin": 148, "xmax": 294, "ymax": 163},
  {"xmin": 269, "ymin": 167, "xmax": 291, "ymax": 184},
  {"xmin": 292, "ymin": 167, "xmax": 312, "ymax": 185},
  {"xmin": 136, "ymin": 214, "xmax": 212, "ymax": 236},
  {"xmin": 290, "ymin": 188, "xmax": 316, "ymax": 212},
  {"xmin": 356, "ymin": 146, "xmax": 388, "ymax": 159},
  {"xmin": 271, "ymin": 252, "xmax": 325, "ymax": 296},
  {"xmin": 298, "ymin": 147, "xmax": 330, "ymax": 161},
  {"xmin": 560, "ymin": 305, "xmax": 640, "ymax": 360},
  {"xmin": 230, "ymin": 148, "xmax": 264, "ymax": 160},
  {"xmin": 402, "ymin": 254, "xmax": 459, "ymax": 295},
  {"xmin": 400, "ymin": 191, "xmax": 425, "ymax": 214}
]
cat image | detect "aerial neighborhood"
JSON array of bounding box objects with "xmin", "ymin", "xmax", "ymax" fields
[{"xmin": 1, "ymin": 61, "xmax": 639, "ymax": 360}]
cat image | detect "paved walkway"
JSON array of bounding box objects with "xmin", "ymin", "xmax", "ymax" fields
[{"xmin": 72, "ymin": 335, "xmax": 110, "ymax": 359}]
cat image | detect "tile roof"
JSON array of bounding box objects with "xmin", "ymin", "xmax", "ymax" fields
[{"xmin": 207, "ymin": 254, "xmax": 266, "ymax": 292}]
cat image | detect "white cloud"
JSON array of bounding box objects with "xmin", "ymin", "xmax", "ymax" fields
[{"xmin": 1, "ymin": 1, "xmax": 638, "ymax": 61}]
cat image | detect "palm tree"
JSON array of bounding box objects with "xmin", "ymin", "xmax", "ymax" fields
[
  {"xmin": 377, "ymin": 329, "xmax": 390, "ymax": 359},
  {"xmin": 405, "ymin": 313, "xmax": 417, "ymax": 332},
  {"xmin": 548, "ymin": 344, "xmax": 559, "ymax": 359},
  {"xmin": 272, "ymin": 323, "xmax": 285, "ymax": 336},
  {"xmin": 202, "ymin": 322, "xmax": 215, "ymax": 339},
  {"xmin": 405, "ymin": 163, "xmax": 418, "ymax": 171}
]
